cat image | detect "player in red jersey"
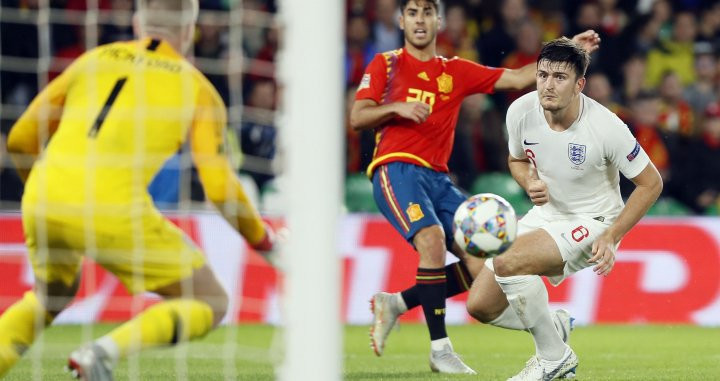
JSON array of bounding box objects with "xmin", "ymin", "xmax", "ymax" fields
[{"xmin": 350, "ymin": 0, "xmax": 600, "ymax": 374}]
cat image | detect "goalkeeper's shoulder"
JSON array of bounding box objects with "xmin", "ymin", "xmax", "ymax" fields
[{"xmin": 191, "ymin": 68, "xmax": 226, "ymax": 108}]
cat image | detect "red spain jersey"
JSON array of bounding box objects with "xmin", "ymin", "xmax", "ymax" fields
[{"xmin": 356, "ymin": 48, "xmax": 504, "ymax": 176}]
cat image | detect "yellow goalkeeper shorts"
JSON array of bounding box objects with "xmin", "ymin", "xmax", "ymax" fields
[{"xmin": 21, "ymin": 203, "xmax": 206, "ymax": 294}]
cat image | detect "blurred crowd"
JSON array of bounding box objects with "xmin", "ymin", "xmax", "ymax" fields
[
  {"xmin": 346, "ymin": 0, "xmax": 720, "ymax": 214},
  {"xmin": 1, "ymin": 0, "xmax": 719, "ymax": 215},
  {"xmin": 0, "ymin": 0, "xmax": 280, "ymax": 204}
]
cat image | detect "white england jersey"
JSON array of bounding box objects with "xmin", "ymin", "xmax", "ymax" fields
[{"xmin": 506, "ymin": 91, "xmax": 650, "ymax": 221}]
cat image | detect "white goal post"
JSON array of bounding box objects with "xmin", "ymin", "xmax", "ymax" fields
[{"xmin": 278, "ymin": 1, "xmax": 344, "ymax": 381}]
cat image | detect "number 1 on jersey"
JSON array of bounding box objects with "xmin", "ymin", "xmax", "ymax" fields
[{"xmin": 89, "ymin": 77, "xmax": 128, "ymax": 138}]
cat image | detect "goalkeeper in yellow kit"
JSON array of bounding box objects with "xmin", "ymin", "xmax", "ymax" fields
[{"xmin": 0, "ymin": 1, "xmax": 280, "ymax": 379}]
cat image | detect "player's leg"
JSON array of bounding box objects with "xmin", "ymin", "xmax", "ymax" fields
[
  {"xmin": 492, "ymin": 229, "xmax": 577, "ymax": 379},
  {"xmin": 0, "ymin": 275, "xmax": 81, "ymax": 377},
  {"xmin": 370, "ymin": 170, "xmax": 475, "ymax": 332},
  {"xmin": 375, "ymin": 244, "xmax": 475, "ymax": 323},
  {"xmin": 68, "ymin": 264, "xmax": 224, "ymax": 381},
  {"xmin": 0, "ymin": 213, "xmax": 83, "ymax": 377},
  {"xmin": 369, "ymin": 163, "xmax": 437, "ymax": 356},
  {"xmin": 383, "ymin": 259, "xmax": 473, "ymax": 313},
  {"xmin": 85, "ymin": 264, "xmax": 226, "ymax": 364},
  {"xmin": 370, "ymin": 260, "xmax": 472, "ymax": 334},
  {"xmin": 466, "ymin": 208, "xmax": 573, "ymax": 333},
  {"xmin": 412, "ymin": 226, "xmax": 474, "ymax": 374},
  {"xmin": 389, "ymin": 228, "xmax": 486, "ymax": 320},
  {"xmin": 404, "ymin": 175, "xmax": 488, "ymax": 312},
  {"xmin": 420, "ymin": 174, "xmax": 482, "ymax": 373},
  {"xmin": 467, "ymin": 208, "xmax": 542, "ymax": 331},
  {"xmin": 68, "ymin": 213, "xmax": 224, "ymax": 379},
  {"xmin": 410, "ymin": 225, "xmax": 449, "ymax": 334},
  {"xmin": 369, "ymin": 259, "xmax": 474, "ymax": 362},
  {"xmin": 466, "ymin": 262, "xmax": 517, "ymax": 326},
  {"xmin": 494, "ymin": 229, "xmax": 567, "ymax": 357},
  {"xmin": 370, "ymin": 164, "xmax": 474, "ymax": 373},
  {"xmin": 466, "ymin": 261, "xmax": 574, "ymax": 342}
]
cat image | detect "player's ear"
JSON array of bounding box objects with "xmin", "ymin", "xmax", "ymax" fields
[
  {"xmin": 182, "ymin": 23, "xmax": 196, "ymax": 55},
  {"xmin": 398, "ymin": 14, "xmax": 405, "ymax": 30},
  {"xmin": 132, "ymin": 13, "xmax": 141, "ymax": 37},
  {"xmin": 576, "ymin": 76, "xmax": 586, "ymax": 94}
]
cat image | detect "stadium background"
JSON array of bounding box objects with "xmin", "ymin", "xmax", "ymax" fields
[{"xmin": 0, "ymin": 0, "xmax": 719, "ymax": 336}]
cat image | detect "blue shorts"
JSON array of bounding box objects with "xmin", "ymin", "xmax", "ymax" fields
[{"xmin": 372, "ymin": 162, "xmax": 467, "ymax": 250}]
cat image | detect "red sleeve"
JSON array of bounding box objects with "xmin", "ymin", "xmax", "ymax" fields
[
  {"xmin": 354, "ymin": 54, "xmax": 387, "ymax": 103},
  {"xmin": 454, "ymin": 59, "xmax": 504, "ymax": 95}
]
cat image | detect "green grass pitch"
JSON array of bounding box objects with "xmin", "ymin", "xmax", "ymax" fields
[{"xmin": 4, "ymin": 324, "xmax": 719, "ymax": 380}]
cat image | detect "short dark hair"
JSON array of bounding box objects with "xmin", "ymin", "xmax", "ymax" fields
[
  {"xmin": 400, "ymin": 0, "xmax": 439, "ymax": 12},
  {"xmin": 537, "ymin": 37, "xmax": 590, "ymax": 79}
]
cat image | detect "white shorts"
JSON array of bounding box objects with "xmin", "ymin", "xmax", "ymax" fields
[{"xmin": 487, "ymin": 207, "xmax": 615, "ymax": 286}]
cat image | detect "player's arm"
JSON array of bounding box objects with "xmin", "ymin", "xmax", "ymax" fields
[
  {"xmin": 6, "ymin": 69, "xmax": 72, "ymax": 182},
  {"xmin": 494, "ymin": 64, "xmax": 537, "ymax": 91},
  {"xmin": 190, "ymin": 85, "xmax": 272, "ymax": 250},
  {"xmin": 350, "ymin": 53, "xmax": 430, "ymax": 130},
  {"xmin": 494, "ymin": 30, "xmax": 601, "ymax": 92},
  {"xmin": 507, "ymin": 155, "xmax": 533, "ymax": 191},
  {"xmin": 505, "ymin": 100, "xmax": 548, "ymax": 206},
  {"xmin": 571, "ymin": 29, "xmax": 601, "ymax": 53},
  {"xmin": 589, "ymin": 162, "xmax": 662, "ymax": 276},
  {"xmin": 350, "ymin": 99, "xmax": 429, "ymax": 131},
  {"xmin": 508, "ymin": 155, "xmax": 548, "ymax": 206}
]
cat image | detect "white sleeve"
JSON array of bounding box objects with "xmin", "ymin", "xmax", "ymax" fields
[
  {"xmin": 506, "ymin": 100, "xmax": 525, "ymax": 159},
  {"xmin": 605, "ymin": 114, "xmax": 650, "ymax": 179}
]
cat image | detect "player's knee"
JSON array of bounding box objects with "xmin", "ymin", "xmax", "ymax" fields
[
  {"xmin": 466, "ymin": 299, "xmax": 495, "ymax": 323},
  {"xmin": 493, "ymin": 256, "xmax": 521, "ymax": 277},
  {"xmin": 185, "ymin": 265, "xmax": 229, "ymax": 326},
  {"xmin": 36, "ymin": 278, "xmax": 80, "ymax": 318},
  {"xmin": 205, "ymin": 288, "xmax": 228, "ymax": 327},
  {"xmin": 413, "ymin": 226, "xmax": 446, "ymax": 263}
]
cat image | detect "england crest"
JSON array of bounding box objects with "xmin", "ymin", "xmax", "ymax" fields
[{"xmin": 568, "ymin": 143, "xmax": 586, "ymax": 165}]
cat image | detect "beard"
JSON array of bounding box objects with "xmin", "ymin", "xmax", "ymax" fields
[
  {"xmin": 539, "ymin": 92, "xmax": 570, "ymax": 112},
  {"xmin": 541, "ymin": 100, "xmax": 562, "ymax": 112}
]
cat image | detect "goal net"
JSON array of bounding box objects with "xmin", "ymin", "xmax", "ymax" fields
[{"xmin": 0, "ymin": 0, "xmax": 342, "ymax": 380}]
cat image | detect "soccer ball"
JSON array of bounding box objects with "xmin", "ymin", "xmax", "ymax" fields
[{"xmin": 453, "ymin": 193, "xmax": 518, "ymax": 258}]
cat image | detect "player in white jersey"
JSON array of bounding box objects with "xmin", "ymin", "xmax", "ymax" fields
[{"xmin": 465, "ymin": 38, "xmax": 663, "ymax": 380}]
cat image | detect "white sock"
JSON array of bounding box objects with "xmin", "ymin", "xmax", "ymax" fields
[
  {"xmin": 394, "ymin": 292, "xmax": 408, "ymax": 313},
  {"xmin": 496, "ymin": 274, "xmax": 567, "ymax": 361},
  {"xmin": 430, "ymin": 337, "xmax": 452, "ymax": 352},
  {"xmin": 488, "ymin": 306, "xmax": 526, "ymax": 330},
  {"xmin": 95, "ymin": 336, "xmax": 120, "ymax": 365}
]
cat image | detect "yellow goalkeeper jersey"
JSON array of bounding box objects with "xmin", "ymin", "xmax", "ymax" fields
[
  {"xmin": 7, "ymin": 38, "xmax": 269, "ymax": 292},
  {"xmin": 10, "ymin": 38, "xmax": 249, "ymax": 215}
]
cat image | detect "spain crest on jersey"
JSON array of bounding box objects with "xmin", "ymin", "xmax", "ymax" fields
[
  {"xmin": 436, "ymin": 73, "xmax": 453, "ymax": 94},
  {"xmin": 568, "ymin": 143, "xmax": 586, "ymax": 165}
]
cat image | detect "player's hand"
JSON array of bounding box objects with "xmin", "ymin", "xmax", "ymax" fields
[
  {"xmin": 395, "ymin": 101, "xmax": 430, "ymax": 124},
  {"xmin": 253, "ymin": 222, "xmax": 288, "ymax": 270},
  {"xmin": 588, "ymin": 231, "xmax": 616, "ymax": 276},
  {"xmin": 571, "ymin": 29, "xmax": 601, "ymax": 53},
  {"xmin": 526, "ymin": 179, "xmax": 549, "ymax": 205}
]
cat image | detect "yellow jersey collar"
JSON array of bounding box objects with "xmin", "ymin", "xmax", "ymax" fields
[{"xmin": 139, "ymin": 37, "xmax": 182, "ymax": 58}]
